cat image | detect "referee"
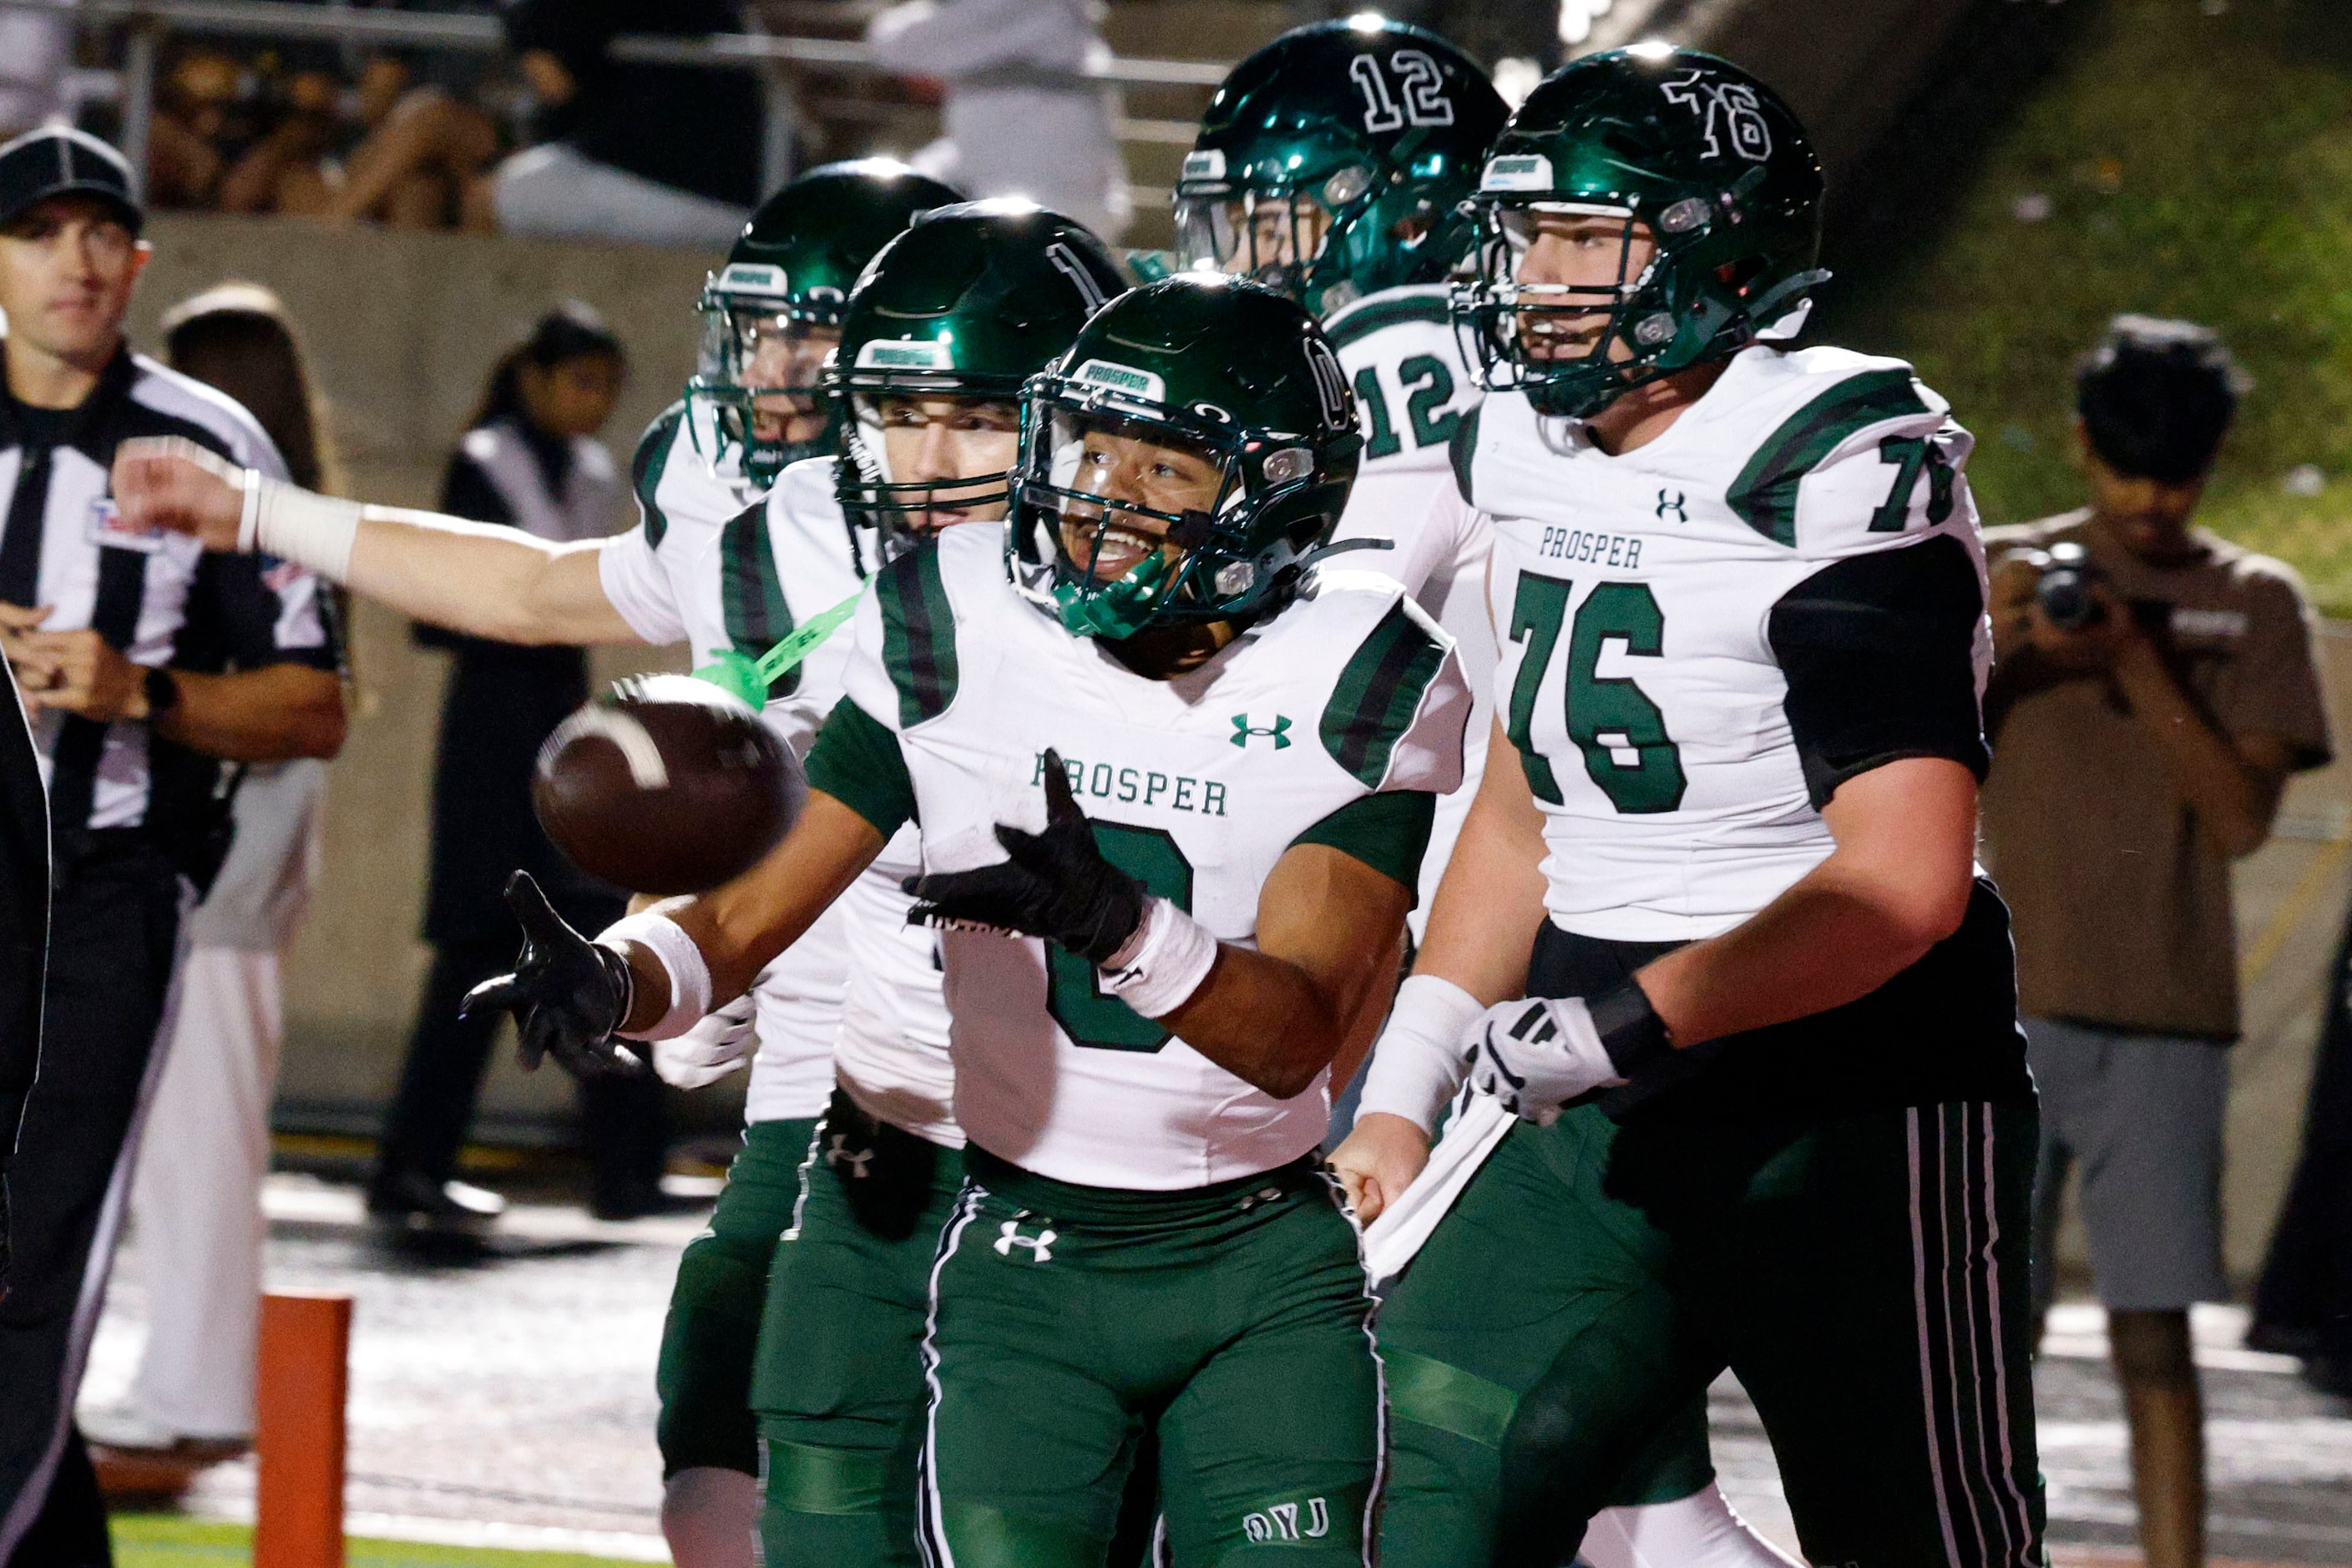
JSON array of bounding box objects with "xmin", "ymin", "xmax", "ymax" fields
[{"xmin": 0, "ymin": 128, "xmax": 345, "ymax": 1565}]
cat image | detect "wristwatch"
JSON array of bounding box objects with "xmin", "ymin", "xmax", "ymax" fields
[{"xmin": 142, "ymin": 665, "xmax": 180, "ymax": 721}]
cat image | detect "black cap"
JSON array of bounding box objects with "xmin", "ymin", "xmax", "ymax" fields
[{"xmin": 0, "ymin": 127, "xmax": 143, "ymax": 235}]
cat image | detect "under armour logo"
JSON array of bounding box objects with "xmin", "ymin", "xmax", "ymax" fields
[
  {"xmin": 1231, "ymin": 713, "xmax": 1292, "ymax": 749},
  {"xmin": 1656, "ymin": 488, "xmax": 1688, "ymax": 524},
  {"xmin": 1659, "ymin": 71, "xmax": 1773, "ymax": 161},
  {"xmin": 994, "ymin": 1220, "xmax": 1057, "ymax": 1262},
  {"xmin": 1243, "ymin": 1498, "xmax": 1332, "ymax": 1543},
  {"xmin": 825, "ymin": 1135, "xmax": 873, "ymax": 1179}
]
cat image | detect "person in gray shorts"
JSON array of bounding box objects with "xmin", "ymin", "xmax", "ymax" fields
[{"xmin": 1980, "ymin": 316, "xmax": 2333, "ymax": 1568}]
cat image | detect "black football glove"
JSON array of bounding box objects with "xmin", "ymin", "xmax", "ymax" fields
[
  {"xmin": 461, "ymin": 871, "xmax": 645, "ymax": 1079},
  {"xmin": 903, "ymin": 748, "xmax": 1144, "ymax": 965}
]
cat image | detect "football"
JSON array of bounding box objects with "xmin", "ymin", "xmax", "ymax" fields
[{"xmin": 531, "ymin": 673, "xmax": 803, "ymax": 894}]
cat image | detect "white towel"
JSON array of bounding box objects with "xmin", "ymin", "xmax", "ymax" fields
[{"xmin": 1360, "ymin": 1091, "xmax": 1515, "ymax": 1285}]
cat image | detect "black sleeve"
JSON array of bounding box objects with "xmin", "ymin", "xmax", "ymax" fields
[
  {"xmin": 0, "ymin": 660, "xmax": 43, "ymax": 1161},
  {"xmin": 1766, "ymin": 534, "xmax": 1989, "ymax": 810}
]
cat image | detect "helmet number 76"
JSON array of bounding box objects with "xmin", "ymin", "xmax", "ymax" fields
[{"xmin": 1349, "ymin": 50, "xmax": 1454, "ymax": 134}]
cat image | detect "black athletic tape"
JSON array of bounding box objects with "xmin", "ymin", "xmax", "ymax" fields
[{"xmin": 1589, "ymin": 982, "xmax": 1673, "ymax": 1080}]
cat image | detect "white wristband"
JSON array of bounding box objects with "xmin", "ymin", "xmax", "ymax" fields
[
  {"xmin": 1357, "ymin": 974, "xmax": 1486, "ymax": 1135},
  {"xmin": 1098, "ymin": 896, "xmax": 1220, "ymax": 1019},
  {"xmin": 237, "ymin": 468, "xmax": 262, "ymax": 552},
  {"xmin": 247, "ymin": 473, "xmax": 362, "ymax": 580},
  {"xmin": 599, "ymin": 912, "xmax": 713, "ymax": 1041}
]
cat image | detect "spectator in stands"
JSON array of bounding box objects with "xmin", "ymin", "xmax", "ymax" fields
[
  {"xmin": 225, "ymin": 57, "xmax": 501, "ymax": 230},
  {"xmin": 78, "ymin": 284, "xmax": 338, "ymax": 1467},
  {"xmin": 368, "ymin": 304, "xmax": 672, "ymax": 1236},
  {"xmin": 492, "ymin": 0, "xmax": 762, "ymax": 249},
  {"xmin": 0, "ymin": 0, "xmax": 72, "ymax": 140},
  {"xmin": 145, "ymin": 49, "xmax": 259, "ymax": 210},
  {"xmin": 1980, "ymin": 316, "xmax": 2334, "ymax": 1568},
  {"xmin": 867, "ymin": 0, "xmax": 1130, "ymax": 240}
]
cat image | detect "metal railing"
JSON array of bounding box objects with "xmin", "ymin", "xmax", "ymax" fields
[{"xmin": 7, "ymin": 0, "xmax": 1228, "ymax": 201}]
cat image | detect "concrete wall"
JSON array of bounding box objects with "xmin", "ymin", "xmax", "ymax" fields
[{"xmin": 130, "ymin": 215, "xmax": 730, "ymax": 1142}]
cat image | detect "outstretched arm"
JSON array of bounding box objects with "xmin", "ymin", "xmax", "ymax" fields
[
  {"xmin": 111, "ymin": 437, "xmax": 641, "ymax": 647},
  {"xmin": 466, "ymin": 793, "xmax": 887, "ymax": 1073}
]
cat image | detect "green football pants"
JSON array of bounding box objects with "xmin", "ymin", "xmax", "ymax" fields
[
  {"xmin": 1378, "ymin": 1100, "xmax": 2046, "ymax": 1568},
  {"xmin": 751, "ymin": 1090, "xmax": 966, "ymax": 1567},
  {"xmin": 655, "ymin": 1115, "xmax": 818, "ymax": 1478},
  {"xmin": 922, "ymin": 1148, "xmax": 1383, "ymax": 1568}
]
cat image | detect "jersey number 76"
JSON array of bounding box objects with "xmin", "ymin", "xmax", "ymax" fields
[{"xmin": 1505, "ymin": 573, "xmax": 1687, "ymax": 814}]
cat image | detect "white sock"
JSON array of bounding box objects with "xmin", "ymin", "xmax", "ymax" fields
[{"xmin": 1574, "ymin": 1484, "xmax": 1806, "ymax": 1568}]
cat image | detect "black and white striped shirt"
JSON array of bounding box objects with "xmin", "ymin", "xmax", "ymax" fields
[{"xmin": 0, "ymin": 347, "xmax": 336, "ymax": 839}]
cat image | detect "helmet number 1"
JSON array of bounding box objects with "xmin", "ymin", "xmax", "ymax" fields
[
  {"xmin": 1505, "ymin": 572, "xmax": 1687, "ymax": 814},
  {"xmin": 1349, "ymin": 50, "xmax": 1455, "ymax": 134}
]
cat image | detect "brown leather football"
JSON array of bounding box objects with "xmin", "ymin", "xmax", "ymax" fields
[{"xmin": 532, "ymin": 674, "xmax": 802, "ymax": 894}]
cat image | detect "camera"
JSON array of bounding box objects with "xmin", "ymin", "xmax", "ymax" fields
[{"xmin": 2031, "ymin": 541, "xmax": 2106, "ymax": 630}]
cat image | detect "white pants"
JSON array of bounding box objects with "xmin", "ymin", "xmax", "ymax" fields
[
  {"xmin": 123, "ymin": 948, "xmax": 284, "ymax": 1441},
  {"xmin": 492, "ymin": 143, "xmax": 750, "ymax": 250}
]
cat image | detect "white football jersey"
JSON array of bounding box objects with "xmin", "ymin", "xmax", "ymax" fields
[
  {"xmin": 837, "ymin": 524, "xmax": 1470, "ymax": 1189},
  {"xmin": 600, "ymin": 443, "xmax": 951, "ymax": 1132},
  {"xmin": 1325, "ymin": 284, "xmax": 1495, "ymax": 930},
  {"xmin": 595, "ymin": 396, "xmax": 766, "ymax": 646},
  {"xmin": 1469, "ymin": 345, "xmax": 1990, "ymax": 942},
  {"xmin": 677, "ymin": 461, "xmax": 959, "ymax": 1141}
]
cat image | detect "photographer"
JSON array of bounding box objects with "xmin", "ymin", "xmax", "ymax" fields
[{"xmin": 1981, "ymin": 315, "xmax": 2331, "ymax": 1568}]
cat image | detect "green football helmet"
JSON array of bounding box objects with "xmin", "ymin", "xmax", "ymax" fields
[
  {"xmin": 1009, "ymin": 274, "xmax": 1363, "ymax": 640},
  {"xmin": 691, "ymin": 159, "xmax": 964, "ymax": 487},
  {"xmin": 1174, "ymin": 18, "xmax": 1505, "ymax": 317},
  {"xmin": 827, "ymin": 200, "xmax": 1128, "ymax": 557},
  {"xmin": 1455, "ymin": 45, "xmax": 1828, "ymax": 419}
]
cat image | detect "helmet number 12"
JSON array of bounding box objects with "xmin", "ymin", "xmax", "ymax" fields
[
  {"xmin": 1505, "ymin": 572, "xmax": 1687, "ymax": 814},
  {"xmin": 1349, "ymin": 50, "xmax": 1455, "ymax": 134}
]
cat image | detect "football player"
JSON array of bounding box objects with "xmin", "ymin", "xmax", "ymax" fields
[
  {"xmin": 630, "ymin": 158, "xmax": 964, "ymax": 583},
  {"xmin": 1184, "ymin": 30, "xmax": 1796, "ymax": 1565},
  {"xmin": 104, "ymin": 165, "xmax": 961, "ymax": 1568},
  {"xmin": 741, "ymin": 201, "xmax": 1129, "ymax": 1568},
  {"xmin": 456, "ymin": 274, "xmax": 1470, "ymax": 1566},
  {"xmin": 1176, "ymin": 18, "xmax": 1502, "ymax": 926},
  {"xmin": 1331, "ymin": 46, "xmax": 2046, "ymax": 1568},
  {"xmin": 111, "ymin": 202, "xmax": 1134, "ymax": 1568}
]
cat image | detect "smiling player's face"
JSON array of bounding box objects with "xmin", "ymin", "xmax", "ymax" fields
[{"xmin": 1055, "ymin": 424, "xmax": 1226, "ymax": 582}]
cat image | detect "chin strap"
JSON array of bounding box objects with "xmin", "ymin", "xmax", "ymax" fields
[{"xmin": 1296, "ymin": 536, "xmax": 1395, "ymax": 571}]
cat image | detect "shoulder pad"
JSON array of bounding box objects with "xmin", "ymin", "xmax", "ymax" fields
[
  {"xmin": 1726, "ymin": 363, "xmax": 1940, "ymax": 548},
  {"xmin": 632, "ymin": 401, "xmax": 689, "ymax": 549},
  {"xmin": 1324, "ymin": 286, "xmax": 1453, "ymax": 356},
  {"xmin": 1447, "ymin": 402, "xmax": 1483, "ymax": 508},
  {"xmin": 873, "ymin": 539, "xmax": 959, "ymax": 728},
  {"xmin": 717, "ymin": 498, "xmax": 798, "ymax": 699},
  {"xmin": 1320, "ymin": 589, "xmax": 1452, "ymax": 789}
]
